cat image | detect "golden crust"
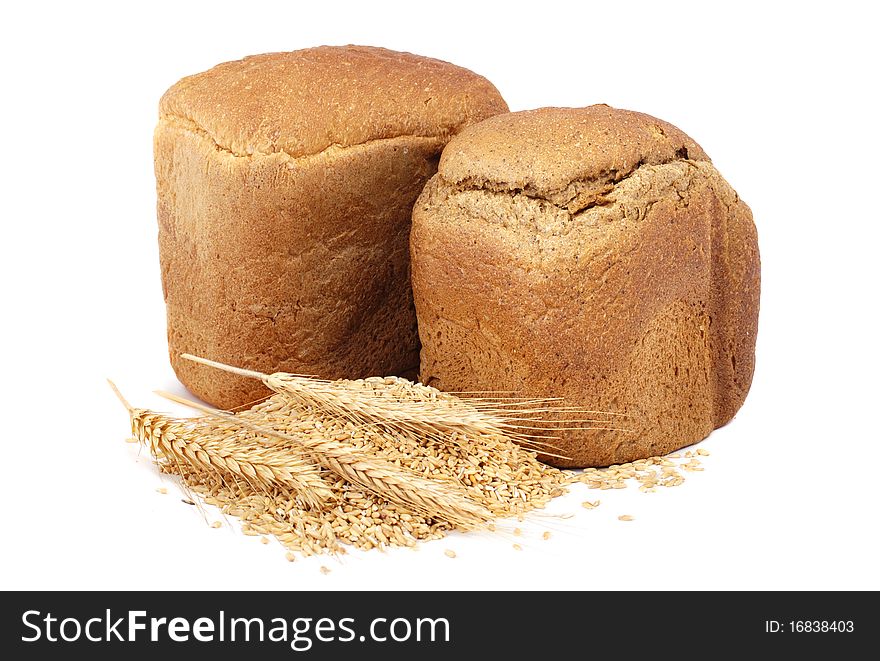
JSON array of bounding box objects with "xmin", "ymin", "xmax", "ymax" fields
[
  {"xmin": 411, "ymin": 106, "xmax": 759, "ymax": 468},
  {"xmin": 438, "ymin": 105, "xmax": 708, "ymax": 212},
  {"xmin": 156, "ymin": 47, "xmax": 507, "ymax": 408},
  {"xmin": 159, "ymin": 45, "xmax": 508, "ymax": 159}
]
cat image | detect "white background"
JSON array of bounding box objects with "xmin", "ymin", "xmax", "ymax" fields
[{"xmin": 2, "ymin": 0, "xmax": 878, "ymax": 591}]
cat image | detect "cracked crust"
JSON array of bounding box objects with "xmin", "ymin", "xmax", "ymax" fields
[
  {"xmin": 439, "ymin": 105, "xmax": 708, "ymax": 212},
  {"xmin": 411, "ymin": 106, "xmax": 759, "ymax": 467},
  {"xmin": 156, "ymin": 47, "xmax": 508, "ymax": 408}
]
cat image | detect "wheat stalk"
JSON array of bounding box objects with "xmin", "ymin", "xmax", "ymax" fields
[
  {"xmin": 180, "ymin": 354, "xmax": 632, "ymax": 457},
  {"xmin": 181, "ymin": 354, "xmax": 511, "ymax": 436},
  {"xmin": 157, "ymin": 390, "xmax": 493, "ymax": 529},
  {"xmin": 108, "ymin": 381, "xmax": 333, "ymax": 508}
]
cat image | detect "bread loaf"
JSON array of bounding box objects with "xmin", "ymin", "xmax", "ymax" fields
[
  {"xmin": 155, "ymin": 46, "xmax": 507, "ymax": 408},
  {"xmin": 410, "ymin": 105, "xmax": 760, "ymax": 467}
]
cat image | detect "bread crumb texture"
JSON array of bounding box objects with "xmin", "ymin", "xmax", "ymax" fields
[{"xmin": 411, "ymin": 106, "xmax": 760, "ymax": 467}]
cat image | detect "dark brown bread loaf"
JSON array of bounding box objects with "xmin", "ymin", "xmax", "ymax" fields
[
  {"xmin": 155, "ymin": 46, "xmax": 507, "ymax": 408},
  {"xmin": 411, "ymin": 105, "xmax": 760, "ymax": 467}
]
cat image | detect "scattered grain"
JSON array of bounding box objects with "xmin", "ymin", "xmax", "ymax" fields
[
  {"xmin": 122, "ymin": 367, "xmax": 574, "ymax": 559},
  {"xmin": 156, "ymin": 487, "xmax": 168, "ymax": 495},
  {"xmin": 512, "ymin": 543, "xmax": 522, "ymax": 551},
  {"xmin": 542, "ymin": 531, "xmax": 551, "ymax": 541},
  {"xmin": 115, "ymin": 360, "xmax": 705, "ymax": 560},
  {"xmin": 444, "ymin": 549, "xmax": 457, "ymax": 559},
  {"xmin": 618, "ymin": 515, "xmax": 634, "ymax": 522},
  {"xmin": 574, "ymin": 449, "xmax": 706, "ymax": 493}
]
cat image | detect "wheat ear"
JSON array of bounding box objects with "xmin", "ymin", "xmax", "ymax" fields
[
  {"xmin": 156, "ymin": 390, "xmax": 493, "ymax": 529},
  {"xmin": 108, "ymin": 381, "xmax": 332, "ymax": 507},
  {"xmin": 179, "ymin": 354, "xmax": 611, "ymax": 456}
]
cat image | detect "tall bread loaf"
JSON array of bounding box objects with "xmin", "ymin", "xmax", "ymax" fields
[
  {"xmin": 410, "ymin": 105, "xmax": 760, "ymax": 467},
  {"xmin": 155, "ymin": 46, "xmax": 507, "ymax": 408}
]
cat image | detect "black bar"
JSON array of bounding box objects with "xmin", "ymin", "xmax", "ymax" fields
[{"xmin": 1, "ymin": 591, "xmax": 870, "ymax": 659}]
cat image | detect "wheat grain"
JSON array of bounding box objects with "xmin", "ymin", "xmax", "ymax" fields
[
  {"xmin": 181, "ymin": 354, "xmax": 632, "ymax": 456},
  {"xmin": 152, "ymin": 398, "xmax": 570, "ymax": 557},
  {"xmin": 574, "ymin": 451, "xmax": 709, "ymax": 491},
  {"xmin": 110, "ymin": 361, "xmax": 599, "ymax": 558},
  {"xmin": 159, "ymin": 391, "xmax": 492, "ymax": 529}
]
